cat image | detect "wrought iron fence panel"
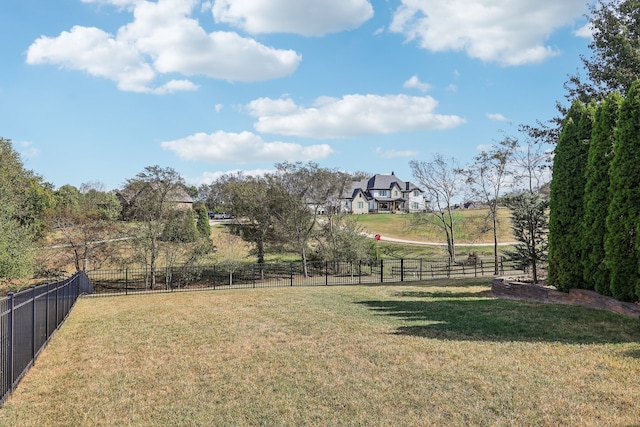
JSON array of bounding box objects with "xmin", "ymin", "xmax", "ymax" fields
[
  {"xmin": 87, "ymin": 256, "xmax": 526, "ymax": 296},
  {"xmin": 0, "ymin": 272, "xmax": 89, "ymax": 405}
]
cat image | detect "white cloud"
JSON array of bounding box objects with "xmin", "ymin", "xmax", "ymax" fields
[
  {"xmin": 486, "ymin": 112, "xmax": 507, "ymax": 122},
  {"xmin": 403, "ymin": 75, "xmax": 431, "ymax": 92},
  {"xmin": 375, "ymin": 147, "xmax": 419, "ymax": 159},
  {"xmin": 189, "ymin": 168, "xmax": 273, "ymax": 185},
  {"xmin": 247, "ymin": 94, "xmax": 466, "ymax": 138},
  {"xmin": 81, "ymin": 0, "xmax": 139, "ymax": 8},
  {"xmin": 19, "ymin": 141, "xmax": 40, "ymax": 159},
  {"xmin": 161, "ymin": 131, "xmax": 334, "ymax": 163},
  {"xmin": 211, "ymin": 0, "xmax": 373, "ymax": 36},
  {"xmin": 27, "ymin": 0, "xmax": 301, "ymax": 93},
  {"xmin": 574, "ymin": 23, "xmax": 593, "ymax": 39},
  {"xmin": 390, "ymin": 0, "xmax": 587, "ymax": 65},
  {"xmin": 214, "ymin": 104, "xmax": 224, "ymax": 112}
]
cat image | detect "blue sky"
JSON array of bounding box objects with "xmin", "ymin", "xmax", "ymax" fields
[{"xmin": 1, "ymin": 0, "xmax": 593, "ymax": 191}]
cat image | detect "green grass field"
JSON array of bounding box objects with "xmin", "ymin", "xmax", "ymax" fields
[
  {"xmin": 2, "ymin": 281, "xmax": 638, "ymax": 426},
  {"xmin": 352, "ymin": 208, "xmax": 515, "ymax": 244}
]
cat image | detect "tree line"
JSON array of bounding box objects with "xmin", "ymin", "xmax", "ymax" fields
[
  {"xmin": 549, "ymin": 85, "xmax": 640, "ymax": 302},
  {"xmin": 0, "ymin": 152, "xmax": 378, "ymax": 287}
]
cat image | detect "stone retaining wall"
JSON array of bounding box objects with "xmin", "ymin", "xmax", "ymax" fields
[{"xmin": 492, "ymin": 278, "xmax": 640, "ymax": 318}]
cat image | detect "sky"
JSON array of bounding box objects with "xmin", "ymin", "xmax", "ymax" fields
[{"xmin": 1, "ymin": 0, "xmax": 594, "ymax": 191}]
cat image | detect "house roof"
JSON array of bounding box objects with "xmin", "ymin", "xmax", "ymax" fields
[{"xmin": 343, "ymin": 173, "xmax": 422, "ymax": 200}]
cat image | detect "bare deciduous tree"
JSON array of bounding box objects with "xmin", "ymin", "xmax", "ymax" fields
[{"xmin": 410, "ymin": 155, "xmax": 463, "ymax": 263}]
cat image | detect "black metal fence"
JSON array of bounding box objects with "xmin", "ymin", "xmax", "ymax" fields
[
  {"xmin": 87, "ymin": 256, "xmax": 526, "ymax": 295},
  {"xmin": 0, "ymin": 272, "xmax": 92, "ymax": 405}
]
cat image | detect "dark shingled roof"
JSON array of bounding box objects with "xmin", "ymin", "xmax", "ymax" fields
[{"xmin": 343, "ymin": 173, "xmax": 422, "ymax": 200}]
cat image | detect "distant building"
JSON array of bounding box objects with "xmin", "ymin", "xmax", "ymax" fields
[{"xmin": 341, "ymin": 172, "xmax": 426, "ymax": 214}]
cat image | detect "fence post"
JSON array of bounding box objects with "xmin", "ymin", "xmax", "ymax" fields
[
  {"xmin": 380, "ymin": 259, "xmax": 384, "ymax": 283},
  {"xmin": 290, "ymin": 263, "xmax": 293, "ymax": 287},
  {"xmin": 125, "ymin": 268, "xmax": 129, "ymax": 296},
  {"xmin": 7, "ymin": 292, "xmax": 14, "ymax": 394},
  {"xmin": 252, "ymin": 264, "xmax": 256, "ymax": 288},
  {"xmin": 31, "ymin": 286, "xmax": 36, "ymax": 362},
  {"xmin": 55, "ymin": 281, "xmax": 59, "ymax": 326},
  {"xmin": 325, "ymin": 261, "xmax": 329, "ymax": 286},
  {"xmin": 419, "ymin": 258, "xmax": 423, "ymax": 281},
  {"xmin": 45, "ymin": 282, "xmax": 50, "ymax": 341},
  {"xmin": 400, "ymin": 258, "xmax": 405, "ymax": 282}
]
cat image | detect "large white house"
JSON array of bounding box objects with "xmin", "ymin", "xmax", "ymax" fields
[{"xmin": 342, "ymin": 172, "xmax": 426, "ymax": 214}]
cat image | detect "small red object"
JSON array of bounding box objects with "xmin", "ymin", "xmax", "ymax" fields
[{"xmin": 375, "ymin": 234, "xmax": 381, "ymax": 241}]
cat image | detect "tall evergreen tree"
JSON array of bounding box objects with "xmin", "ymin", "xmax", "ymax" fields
[
  {"xmin": 605, "ymin": 80, "xmax": 640, "ymax": 301},
  {"xmin": 504, "ymin": 192, "xmax": 549, "ymax": 284},
  {"xmin": 582, "ymin": 93, "xmax": 622, "ymax": 294},
  {"xmin": 196, "ymin": 205, "xmax": 212, "ymax": 238},
  {"xmin": 548, "ymin": 101, "xmax": 594, "ymax": 291}
]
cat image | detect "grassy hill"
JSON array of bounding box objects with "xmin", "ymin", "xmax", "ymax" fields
[{"xmin": 352, "ymin": 208, "xmax": 514, "ymax": 244}]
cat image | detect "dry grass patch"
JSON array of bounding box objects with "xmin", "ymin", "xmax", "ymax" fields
[
  {"xmin": 354, "ymin": 208, "xmax": 515, "ymax": 244},
  {"xmin": 1, "ymin": 280, "xmax": 639, "ymax": 426}
]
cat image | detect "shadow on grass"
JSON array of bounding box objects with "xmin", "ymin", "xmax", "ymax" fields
[
  {"xmin": 357, "ymin": 297, "xmax": 640, "ymax": 344},
  {"xmin": 394, "ymin": 290, "xmax": 494, "ymax": 299}
]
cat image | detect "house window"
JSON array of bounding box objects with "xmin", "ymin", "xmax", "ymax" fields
[
  {"xmin": 394, "ymin": 190, "xmax": 398, "ymax": 197},
  {"xmin": 357, "ymin": 201, "xmax": 364, "ymax": 209},
  {"xmin": 412, "ymin": 202, "xmax": 419, "ymax": 210},
  {"xmin": 379, "ymin": 190, "xmax": 388, "ymax": 196},
  {"xmin": 413, "ymin": 190, "xmax": 420, "ymax": 197}
]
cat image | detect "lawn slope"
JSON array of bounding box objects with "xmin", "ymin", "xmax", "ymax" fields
[{"xmin": 2, "ymin": 281, "xmax": 639, "ymax": 426}]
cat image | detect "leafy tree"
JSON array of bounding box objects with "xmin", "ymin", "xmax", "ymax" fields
[
  {"xmin": 0, "ymin": 212, "xmax": 35, "ymax": 282},
  {"xmin": 121, "ymin": 165, "xmax": 192, "ymax": 288},
  {"xmin": 461, "ymin": 136, "xmax": 518, "ymax": 274},
  {"xmin": 213, "ymin": 230, "xmax": 249, "ymax": 286},
  {"xmin": 222, "ymin": 174, "xmax": 277, "ymax": 264},
  {"xmin": 503, "ymin": 140, "xmax": 551, "ymax": 283},
  {"xmin": 196, "ymin": 205, "xmax": 212, "ymax": 238},
  {"xmin": 315, "ymin": 216, "xmax": 374, "ymax": 264},
  {"xmin": 548, "ymin": 101, "xmax": 595, "ymax": 291},
  {"xmin": 568, "ymin": 0, "xmax": 640, "ymax": 102},
  {"xmin": 79, "ymin": 181, "xmax": 121, "ymax": 220},
  {"xmin": 268, "ymin": 162, "xmax": 326, "ymax": 277},
  {"xmin": 45, "ymin": 181, "xmax": 123, "ymax": 273},
  {"xmin": 0, "ymin": 137, "xmax": 37, "ymax": 282},
  {"xmin": 523, "ymin": 0, "xmax": 640, "ymax": 144},
  {"xmin": 605, "ymin": 80, "xmax": 640, "ymax": 301},
  {"xmin": 582, "ymin": 93, "xmax": 622, "ymax": 294},
  {"xmin": 409, "ymin": 155, "xmax": 463, "ymax": 263},
  {"xmin": 198, "ymin": 178, "xmax": 231, "ymax": 214},
  {"xmin": 504, "ymin": 192, "xmax": 549, "ymax": 284}
]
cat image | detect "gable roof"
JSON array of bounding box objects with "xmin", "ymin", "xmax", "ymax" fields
[{"xmin": 343, "ymin": 173, "xmax": 422, "ymax": 200}]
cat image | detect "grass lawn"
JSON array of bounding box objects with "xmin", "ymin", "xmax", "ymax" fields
[
  {"xmin": 353, "ymin": 208, "xmax": 515, "ymax": 245},
  {"xmin": 2, "ymin": 281, "xmax": 639, "ymax": 426}
]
